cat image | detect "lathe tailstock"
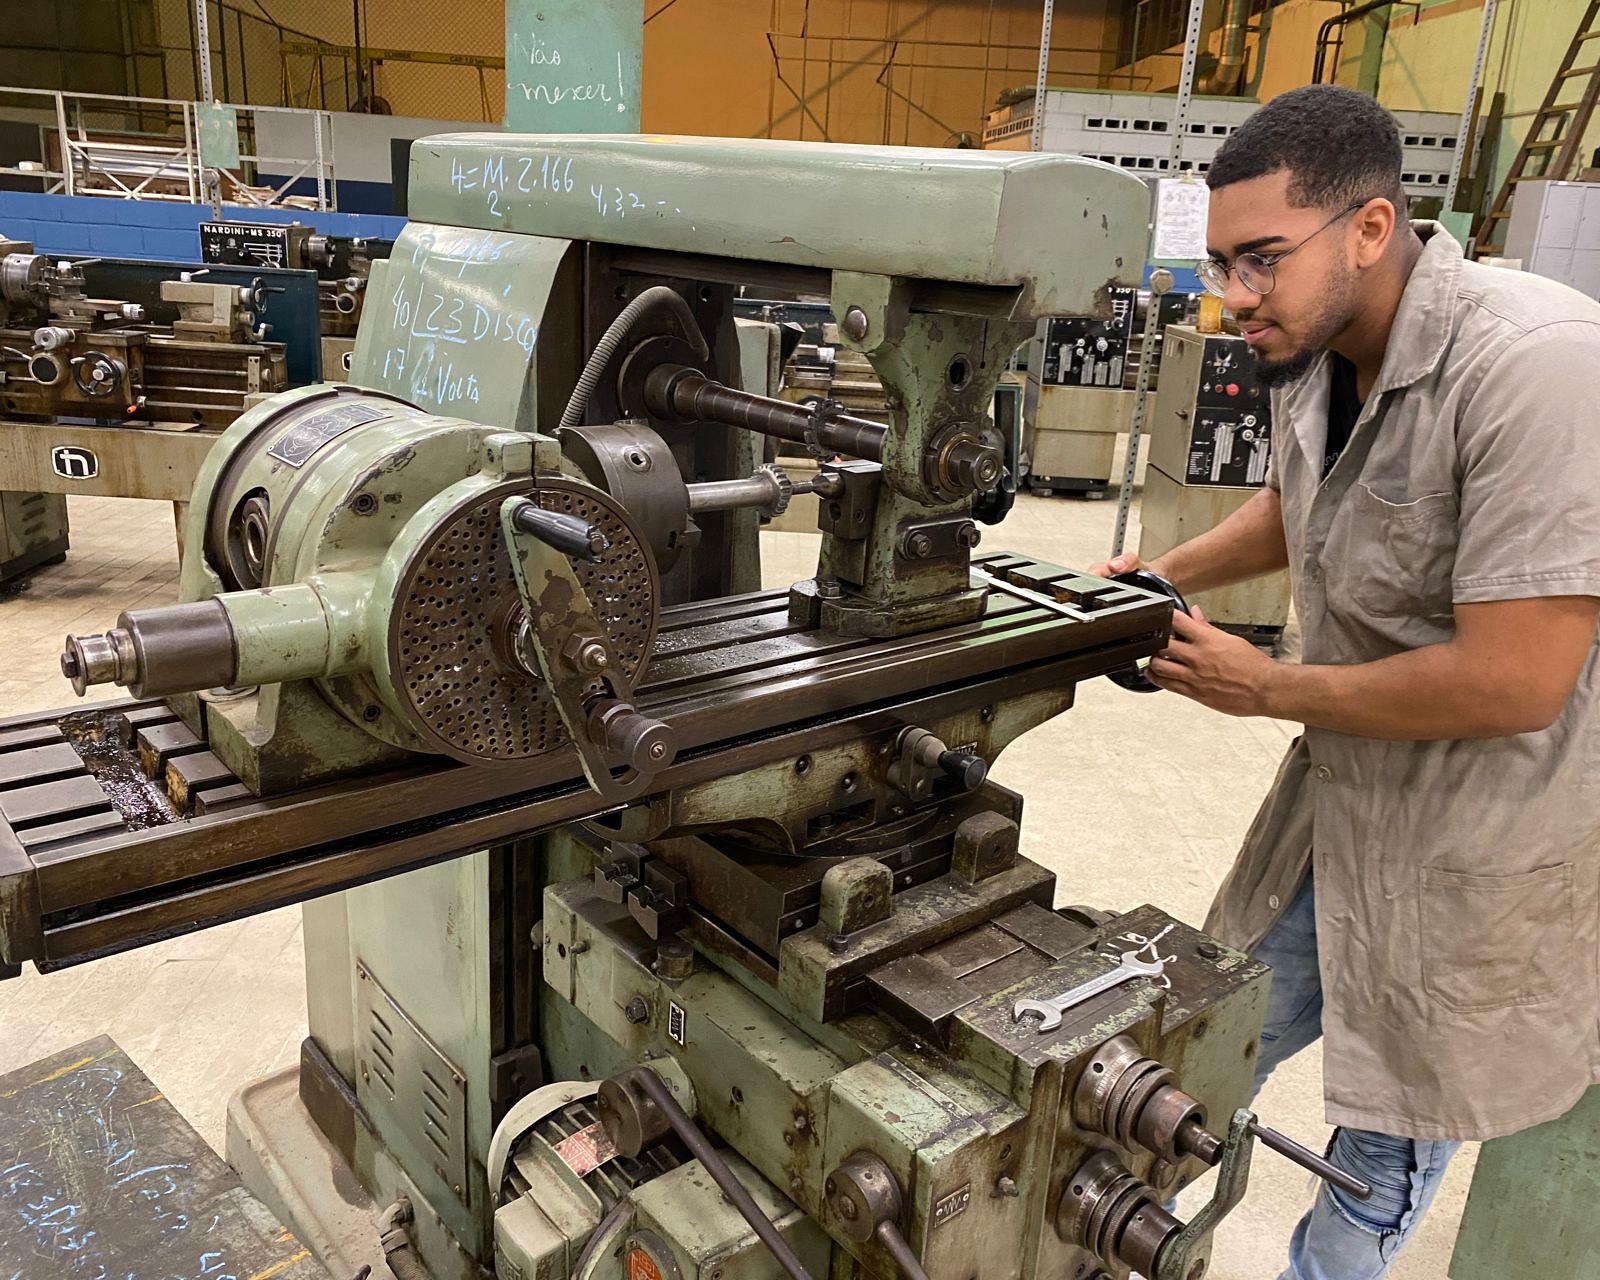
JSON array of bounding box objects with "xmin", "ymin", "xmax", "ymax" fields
[{"xmin": 1, "ymin": 136, "xmax": 1344, "ymax": 1280}]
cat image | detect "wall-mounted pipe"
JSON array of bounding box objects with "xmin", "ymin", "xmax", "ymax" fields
[
  {"xmin": 1314, "ymin": 0, "xmax": 1418, "ymax": 85},
  {"xmin": 1200, "ymin": 0, "xmax": 1253, "ymax": 95}
]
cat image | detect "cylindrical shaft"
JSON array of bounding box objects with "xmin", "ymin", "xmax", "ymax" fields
[
  {"xmin": 1248, "ymin": 1121, "xmax": 1374, "ymax": 1202},
  {"xmin": 60, "ymin": 576, "xmax": 369, "ymax": 700},
  {"xmin": 629, "ymin": 1068, "xmax": 817, "ymax": 1280},
  {"xmin": 686, "ymin": 473, "xmax": 780, "ymax": 515},
  {"xmin": 874, "ymin": 1222, "xmax": 932, "ymax": 1280},
  {"xmin": 651, "ymin": 369, "xmax": 886, "ymax": 461}
]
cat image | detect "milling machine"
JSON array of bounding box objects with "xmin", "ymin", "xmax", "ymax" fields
[{"xmin": 0, "ymin": 137, "xmax": 1360, "ymax": 1280}]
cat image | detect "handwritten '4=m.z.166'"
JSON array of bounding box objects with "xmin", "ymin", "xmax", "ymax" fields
[{"xmin": 449, "ymin": 153, "xmax": 685, "ymax": 222}]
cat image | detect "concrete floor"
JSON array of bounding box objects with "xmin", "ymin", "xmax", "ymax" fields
[{"xmin": 0, "ymin": 490, "xmax": 1475, "ymax": 1278}]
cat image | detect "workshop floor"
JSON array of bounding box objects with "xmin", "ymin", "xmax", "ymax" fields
[{"xmin": 0, "ymin": 490, "xmax": 1474, "ymax": 1279}]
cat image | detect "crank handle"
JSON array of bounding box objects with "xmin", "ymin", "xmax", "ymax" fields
[{"xmin": 1176, "ymin": 1112, "xmax": 1372, "ymax": 1201}]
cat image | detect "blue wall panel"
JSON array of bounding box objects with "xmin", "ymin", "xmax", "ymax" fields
[{"xmin": 0, "ymin": 190, "xmax": 405, "ymax": 262}]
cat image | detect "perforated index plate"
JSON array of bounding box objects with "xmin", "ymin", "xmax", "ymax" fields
[{"xmin": 389, "ymin": 478, "xmax": 657, "ymax": 762}]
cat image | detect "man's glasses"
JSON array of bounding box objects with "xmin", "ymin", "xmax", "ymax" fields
[{"xmin": 1196, "ymin": 200, "xmax": 1369, "ymax": 299}]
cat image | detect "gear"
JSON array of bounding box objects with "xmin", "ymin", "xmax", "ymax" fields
[{"xmin": 756, "ymin": 462, "xmax": 794, "ymax": 520}]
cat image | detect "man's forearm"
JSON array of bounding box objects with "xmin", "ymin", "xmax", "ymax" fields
[
  {"xmin": 1263, "ymin": 643, "xmax": 1549, "ymax": 741},
  {"xmin": 1149, "ymin": 486, "xmax": 1289, "ymax": 594}
]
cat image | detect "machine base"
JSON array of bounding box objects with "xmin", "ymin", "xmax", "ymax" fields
[
  {"xmin": 0, "ymin": 490, "xmax": 70, "ymax": 586},
  {"xmin": 226, "ymin": 1065, "xmax": 384, "ymax": 1280},
  {"xmin": 1024, "ymin": 474, "xmax": 1110, "ymax": 499}
]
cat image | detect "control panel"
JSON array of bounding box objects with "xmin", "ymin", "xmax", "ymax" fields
[
  {"xmin": 1037, "ymin": 286, "xmax": 1135, "ymax": 387},
  {"xmin": 1181, "ymin": 333, "xmax": 1272, "ymax": 487}
]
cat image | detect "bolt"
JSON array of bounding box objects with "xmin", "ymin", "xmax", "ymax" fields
[
  {"xmin": 625, "ymin": 996, "xmax": 650, "ymax": 1024},
  {"xmin": 793, "ymin": 1111, "xmax": 809, "ymax": 1132},
  {"xmin": 829, "ymin": 933, "xmax": 849, "ymax": 953},
  {"xmin": 570, "ymin": 940, "xmax": 590, "ymax": 955},
  {"xmin": 995, "ymin": 1175, "xmax": 1018, "ymax": 1198},
  {"xmin": 60, "ymin": 651, "xmax": 80, "ymax": 679},
  {"xmin": 574, "ymin": 639, "xmax": 609, "ymax": 674},
  {"xmin": 909, "ymin": 532, "xmax": 933, "ymax": 558},
  {"xmin": 841, "ymin": 306, "xmax": 869, "ymax": 341},
  {"xmin": 816, "ymin": 576, "xmax": 842, "ymax": 599},
  {"xmin": 649, "ymin": 741, "xmax": 668, "ymax": 760},
  {"xmin": 790, "ymin": 1177, "xmax": 804, "ymax": 1193},
  {"xmin": 1197, "ymin": 941, "xmax": 1220, "ymax": 959},
  {"xmin": 837, "ymin": 1196, "xmax": 858, "ymax": 1221},
  {"xmin": 956, "ymin": 521, "xmax": 981, "ymax": 550}
]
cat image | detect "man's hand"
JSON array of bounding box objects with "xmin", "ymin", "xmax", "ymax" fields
[
  {"xmin": 1088, "ymin": 551, "xmax": 1161, "ymax": 580},
  {"xmin": 1148, "ymin": 608, "xmax": 1280, "ymax": 716}
]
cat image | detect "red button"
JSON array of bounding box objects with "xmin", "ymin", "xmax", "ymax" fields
[{"xmin": 1225, "ymin": 383, "xmax": 1239, "ymax": 396}]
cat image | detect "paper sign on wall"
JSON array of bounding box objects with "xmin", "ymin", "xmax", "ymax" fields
[{"xmin": 1152, "ymin": 177, "xmax": 1210, "ymax": 262}]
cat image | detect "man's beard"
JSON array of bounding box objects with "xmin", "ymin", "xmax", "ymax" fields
[
  {"xmin": 1255, "ymin": 347, "xmax": 1321, "ymax": 388},
  {"xmin": 1246, "ymin": 263, "xmax": 1359, "ymax": 388}
]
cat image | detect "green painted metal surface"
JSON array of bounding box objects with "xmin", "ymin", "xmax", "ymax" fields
[
  {"xmin": 196, "ymin": 103, "xmax": 241, "ymax": 169},
  {"xmin": 350, "ymin": 223, "xmax": 575, "ymax": 431},
  {"xmin": 1449, "ymin": 1084, "xmax": 1600, "ymax": 1277},
  {"xmin": 405, "ymin": 134, "xmax": 1149, "ymax": 317},
  {"xmin": 503, "ymin": 0, "xmax": 643, "ymax": 133}
]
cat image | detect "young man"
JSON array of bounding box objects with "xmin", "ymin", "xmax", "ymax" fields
[{"xmin": 1096, "ymin": 85, "xmax": 1600, "ymax": 1278}]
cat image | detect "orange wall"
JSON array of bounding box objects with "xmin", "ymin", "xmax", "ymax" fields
[{"xmin": 641, "ymin": 0, "xmax": 1115, "ymax": 146}]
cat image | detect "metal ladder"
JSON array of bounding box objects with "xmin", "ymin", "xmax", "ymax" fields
[{"xmin": 1474, "ymin": 0, "xmax": 1600, "ymax": 258}]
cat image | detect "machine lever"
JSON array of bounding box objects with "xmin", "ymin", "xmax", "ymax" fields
[
  {"xmin": 601, "ymin": 1068, "xmax": 818, "ymax": 1280},
  {"xmin": 825, "ymin": 1152, "xmax": 930, "ymax": 1280},
  {"xmin": 936, "ymin": 747, "xmax": 987, "ymax": 791},
  {"xmin": 1247, "ymin": 1120, "xmax": 1372, "ymax": 1201},
  {"xmin": 509, "ymin": 499, "xmax": 610, "ymax": 561}
]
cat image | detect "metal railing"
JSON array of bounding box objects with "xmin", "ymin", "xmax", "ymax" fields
[{"xmin": 0, "ymin": 86, "xmax": 338, "ymax": 211}]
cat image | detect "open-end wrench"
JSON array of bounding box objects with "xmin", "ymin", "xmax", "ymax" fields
[{"xmin": 1012, "ymin": 952, "xmax": 1166, "ymax": 1032}]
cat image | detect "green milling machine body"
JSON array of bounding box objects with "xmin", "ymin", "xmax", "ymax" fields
[{"xmin": 40, "ymin": 136, "xmax": 1315, "ymax": 1280}]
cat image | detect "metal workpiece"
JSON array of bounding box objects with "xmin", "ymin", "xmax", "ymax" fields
[
  {"xmin": 685, "ymin": 463, "xmax": 794, "ymax": 520},
  {"xmin": 62, "ymin": 600, "xmax": 236, "ymax": 699},
  {"xmin": 60, "ymin": 574, "xmax": 371, "ymax": 701}
]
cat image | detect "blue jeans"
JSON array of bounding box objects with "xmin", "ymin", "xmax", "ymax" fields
[{"xmin": 1253, "ymin": 875, "xmax": 1461, "ymax": 1280}]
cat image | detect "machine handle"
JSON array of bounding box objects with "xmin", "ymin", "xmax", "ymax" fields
[
  {"xmin": 509, "ymin": 499, "xmax": 610, "ymax": 561},
  {"xmin": 936, "ymin": 748, "xmax": 987, "ymax": 791},
  {"xmin": 1247, "ymin": 1120, "xmax": 1373, "ymax": 1201},
  {"xmin": 601, "ymin": 1068, "xmax": 819, "ymax": 1280},
  {"xmin": 1105, "ymin": 569, "xmax": 1189, "ymax": 694}
]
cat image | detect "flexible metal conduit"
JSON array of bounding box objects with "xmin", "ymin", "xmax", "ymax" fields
[{"xmin": 559, "ymin": 285, "xmax": 711, "ymax": 433}]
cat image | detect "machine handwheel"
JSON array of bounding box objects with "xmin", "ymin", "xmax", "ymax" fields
[{"xmin": 1106, "ymin": 569, "xmax": 1189, "ymax": 694}]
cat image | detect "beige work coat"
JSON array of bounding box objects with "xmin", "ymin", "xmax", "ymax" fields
[{"xmin": 1205, "ymin": 224, "xmax": 1600, "ymax": 1141}]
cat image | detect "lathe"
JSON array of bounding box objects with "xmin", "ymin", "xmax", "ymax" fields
[
  {"xmin": 0, "ymin": 136, "xmax": 1352, "ymax": 1280},
  {"xmin": 0, "ymin": 238, "xmax": 289, "ymax": 428}
]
